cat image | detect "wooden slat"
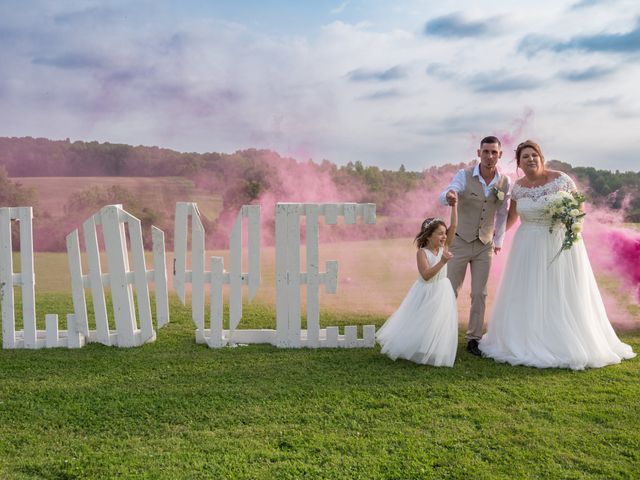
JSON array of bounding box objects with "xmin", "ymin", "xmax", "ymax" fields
[
  {"xmin": 363, "ymin": 325, "xmax": 376, "ymax": 347},
  {"xmin": 66, "ymin": 229, "xmax": 89, "ymax": 340},
  {"xmin": 343, "ymin": 203, "xmax": 357, "ymax": 224},
  {"xmin": 126, "ymin": 212, "xmax": 154, "ymax": 343},
  {"xmin": 323, "ymin": 203, "xmax": 338, "ymax": 225},
  {"xmin": 45, "ymin": 314, "xmax": 58, "ymax": 348},
  {"xmin": 325, "ymin": 326, "xmax": 339, "ymax": 348},
  {"xmin": 152, "ymin": 226, "xmax": 169, "ymax": 328},
  {"xmin": 364, "ymin": 203, "xmax": 376, "ymax": 224},
  {"xmin": 0, "ymin": 208, "xmax": 15, "ymax": 348},
  {"xmin": 83, "ymin": 215, "xmax": 110, "ymax": 343},
  {"xmin": 173, "ymin": 202, "xmax": 189, "ymax": 303},
  {"xmin": 344, "ymin": 325, "xmax": 357, "ymax": 348},
  {"xmin": 229, "ymin": 211, "xmax": 242, "ymax": 331},
  {"xmin": 247, "ymin": 205, "xmax": 260, "ymax": 302},
  {"xmin": 18, "ymin": 208, "xmax": 36, "ymax": 348},
  {"xmin": 324, "ymin": 261, "xmax": 338, "ymax": 294},
  {"xmin": 275, "ymin": 203, "xmax": 288, "ymax": 347},
  {"xmin": 209, "ymin": 256, "xmax": 224, "ymax": 347},
  {"xmin": 305, "ymin": 204, "xmax": 320, "ymax": 348},
  {"xmin": 115, "ymin": 207, "xmax": 136, "ymax": 325},
  {"xmin": 101, "ymin": 206, "xmax": 136, "ymax": 347},
  {"xmin": 66, "ymin": 314, "xmax": 84, "ymax": 349},
  {"xmin": 286, "ymin": 204, "xmax": 301, "ymax": 347},
  {"xmin": 191, "ymin": 205, "xmax": 206, "ymax": 331}
]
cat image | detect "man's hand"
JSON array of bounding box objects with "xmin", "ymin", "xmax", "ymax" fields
[
  {"xmin": 493, "ymin": 247, "xmax": 501, "ymax": 255},
  {"xmin": 445, "ymin": 190, "xmax": 458, "ymax": 206}
]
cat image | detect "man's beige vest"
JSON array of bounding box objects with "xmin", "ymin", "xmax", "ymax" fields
[{"xmin": 456, "ymin": 167, "xmax": 507, "ymax": 244}]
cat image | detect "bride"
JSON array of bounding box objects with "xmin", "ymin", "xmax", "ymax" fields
[{"xmin": 479, "ymin": 140, "xmax": 636, "ymax": 369}]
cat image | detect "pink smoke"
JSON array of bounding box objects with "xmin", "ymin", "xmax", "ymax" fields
[
  {"xmin": 251, "ymin": 157, "xmax": 368, "ymax": 246},
  {"xmin": 209, "ymin": 154, "xmax": 462, "ymax": 250},
  {"xmin": 608, "ymin": 229, "xmax": 640, "ymax": 303},
  {"xmin": 574, "ymin": 204, "xmax": 639, "ymax": 328},
  {"xmin": 496, "ymin": 107, "xmax": 535, "ymax": 155},
  {"xmin": 468, "ymin": 107, "xmax": 535, "ymax": 172}
]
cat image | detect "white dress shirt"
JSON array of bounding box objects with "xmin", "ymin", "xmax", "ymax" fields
[{"xmin": 439, "ymin": 164, "xmax": 510, "ymax": 248}]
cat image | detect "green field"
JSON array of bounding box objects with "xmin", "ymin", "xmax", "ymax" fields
[
  {"xmin": 1, "ymin": 240, "xmax": 639, "ymax": 478},
  {"xmin": 0, "ymin": 294, "xmax": 639, "ymax": 479}
]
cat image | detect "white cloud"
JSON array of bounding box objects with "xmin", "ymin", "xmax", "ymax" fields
[
  {"xmin": 0, "ymin": 0, "xmax": 639, "ymax": 171},
  {"xmin": 330, "ymin": 1, "xmax": 350, "ymax": 15}
]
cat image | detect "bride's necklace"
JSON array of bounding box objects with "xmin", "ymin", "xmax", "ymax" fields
[{"xmin": 523, "ymin": 171, "xmax": 548, "ymax": 188}]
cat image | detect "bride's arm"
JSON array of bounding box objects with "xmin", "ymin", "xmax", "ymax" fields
[
  {"xmin": 506, "ymin": 199, "xmax": 519, "ymax": 231},
  {"xmin": 445, "ymin": 199, "xmax": 458, "ymax": 247}
]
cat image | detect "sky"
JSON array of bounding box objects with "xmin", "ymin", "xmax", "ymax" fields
[{"xmin": 1, "ymin": 0, "xmax": 639, "ymax": 172}]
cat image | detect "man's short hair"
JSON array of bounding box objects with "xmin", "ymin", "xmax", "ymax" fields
[{"xmin": 480, "ymin": 136, "xmax": 501, "ymax": 147}]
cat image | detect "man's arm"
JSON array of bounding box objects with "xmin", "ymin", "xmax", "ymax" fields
[
  {"xmin": 492, "ymin": 176, "xmax": 511, "ymax": 251},
  {"xmin": 439, "ymin": 169, "xmax": 466, "ymax": 206}
]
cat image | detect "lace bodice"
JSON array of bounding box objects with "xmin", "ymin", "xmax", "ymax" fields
[
  {"xmin": 512, "ymin": 172, "xmax": 577, "ymax": 226},
  {"xmin": 421, "ymin": 247, "xmax": 447, "ymax": 283}
]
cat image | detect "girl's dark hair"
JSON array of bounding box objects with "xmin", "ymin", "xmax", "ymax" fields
[{"xmin": 414, "ymin": 217, "xmax": 447, "ymax": 249}]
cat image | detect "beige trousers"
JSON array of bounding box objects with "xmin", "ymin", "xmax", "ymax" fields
[{"xmin": 447, "ymin": 235, "xmax": 493, "ymax": 341}]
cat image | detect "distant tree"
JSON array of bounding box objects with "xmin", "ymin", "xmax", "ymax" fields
[
  {"xmin": 2, "ymin": 136, "xmax": 638, "ymax": 231},
  {"xmin": 0, "ymin": 166, "xmax": 37, "ymax": 206},
  {"xmin": 547, "ymin": 159, "xmax": 640, "ymax": 221},
  {"xmin": 0, "ymin": 166, "xmax": 39, "ymax": 248},
  {"xmin": 64, "ymin": 185, "xmax": 163, "ymax": 247},
  {"xmin": 546, "ymin": 160, "xmax": 572, "ymax": 173}
]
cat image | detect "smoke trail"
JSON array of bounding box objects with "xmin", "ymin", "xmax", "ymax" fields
[
  {"xmin": 496, "ymin": 107, "xmax": 535, "ymax": 156},
  {"xmin": 608, "ymin": 229, "xmax": 640, "ymax": 303}
]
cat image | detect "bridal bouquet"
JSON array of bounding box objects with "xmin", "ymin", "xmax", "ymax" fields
[{"xmin": 544, "ymin": 191, "xmax": 586, "ymax": 261}]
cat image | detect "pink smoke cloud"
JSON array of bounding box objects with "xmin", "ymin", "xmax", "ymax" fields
[
  {"xmin": 495, "ymin": 107, "xmax": 535, "ymax": 156},
  {"xmin": 608, "ymin": 229, "xmax": 640, "ymax": 303}
]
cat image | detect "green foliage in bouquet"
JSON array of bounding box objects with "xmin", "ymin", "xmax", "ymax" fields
[{"xmin": 544, "ymin": 191, "xmax": 586, "ymax": 262}]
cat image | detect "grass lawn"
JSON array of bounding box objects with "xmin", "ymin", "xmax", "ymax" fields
[{"xmin": 1, "ymin": 293, "xmax": 639, "ymax": 479}]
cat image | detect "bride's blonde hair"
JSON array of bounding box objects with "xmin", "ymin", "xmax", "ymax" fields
[{"xmin": 515, "ymin": 140, "xmax": 545, "ymax": 168}]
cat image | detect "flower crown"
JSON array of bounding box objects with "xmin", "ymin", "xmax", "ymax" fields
[{"xmin": 422, "ymin": 217, "xmax": 443, "ymax": 229}]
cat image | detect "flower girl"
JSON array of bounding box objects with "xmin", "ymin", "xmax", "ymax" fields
[{"xmin": 376, "ymin": 200, "xmax": 459, "ymax": 366}]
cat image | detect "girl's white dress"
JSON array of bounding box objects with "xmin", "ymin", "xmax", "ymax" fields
[
  {"xmin": 480, "ymin": 172, "xmax": 636, "ymax": 369},
  {"xmin": 377, "ymin": 247, "xmax": 458, "ymax": 367}
]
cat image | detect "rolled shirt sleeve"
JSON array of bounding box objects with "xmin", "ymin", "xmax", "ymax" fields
[{"xmin": 439, "ymin": 169, "xmax": 467, "ymax": 205}]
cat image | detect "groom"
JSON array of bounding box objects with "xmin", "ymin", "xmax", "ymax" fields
[{"xmin": 439, "ymin": 136, "xmax": 510, "ymax": 356}]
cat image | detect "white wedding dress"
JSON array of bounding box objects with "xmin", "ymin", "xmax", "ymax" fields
[
  {"xmin": 480, "ymin": 172, "xmax": 636, "ymax": 369},
  {"xmin": 377, "ymin": 247, "xmax": 458, "ymax": 367}
]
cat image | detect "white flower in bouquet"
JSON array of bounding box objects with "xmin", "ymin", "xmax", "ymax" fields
[
  {"xmin": 558, "ymin": 191, "xmax": 573, "ymax": 199},
  {"xmin": 543, "ymin": 191, "xmax": 586, "ymax": 263}
]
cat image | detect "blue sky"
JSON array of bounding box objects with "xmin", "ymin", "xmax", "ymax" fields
[{"xmin": 1, "ymin": 0, "xmax": 639, "ymax": 171}]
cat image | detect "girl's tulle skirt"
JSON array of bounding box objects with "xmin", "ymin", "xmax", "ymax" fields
[{"xmin": 377, "ymin": 278, "xmax": 458, "ymax": 367}]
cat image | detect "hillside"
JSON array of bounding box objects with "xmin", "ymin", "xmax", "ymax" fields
[
  {"xmin": 1, "ymin": 136, "xmax": 640, "ymax": 251},
  {"xmin": 13, "ymin": 176, "xmax": 221, "ymax": 221}
]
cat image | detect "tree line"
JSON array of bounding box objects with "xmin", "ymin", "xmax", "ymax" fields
[{"xmin": 0, "ymin": 136, "xmax": 638, "ymax": 251}]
